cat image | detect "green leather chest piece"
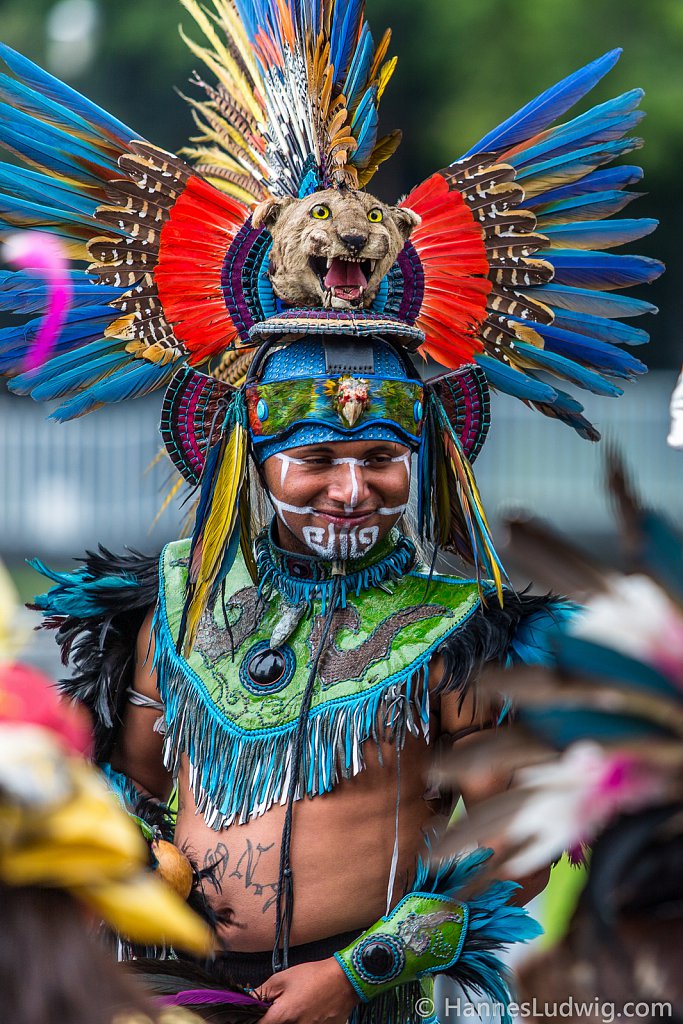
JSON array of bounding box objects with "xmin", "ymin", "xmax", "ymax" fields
[{"xmin": 153, "ymin": 534, "xmax": 482, "ymax": 829}]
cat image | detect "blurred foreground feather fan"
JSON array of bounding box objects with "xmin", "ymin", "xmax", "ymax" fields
[{"xmin": 435, "ymin": 451, "xmax": 683, "ymax": 882}]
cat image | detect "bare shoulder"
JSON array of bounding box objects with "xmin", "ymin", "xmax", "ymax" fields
[
  {"xmin": 109, "ymin": 604, "xmax": 170, "ymax": 799},
  {"xmin": 133, "ymin": 606, "xmax": 161, "ymax": 701},
  {"xmin": 427, "ymin": 652, "xmax": 492, "ymax": 738}
]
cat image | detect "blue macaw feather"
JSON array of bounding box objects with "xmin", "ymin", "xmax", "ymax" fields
[
  {"xmin": 521, "ymin": 165, "xmax": 644, "ymax": 209},
  {"xmin": 0, "ymin": 314, "xmax": 121, "ymax": 374},
  {"xmin": 513, "ymin": 340, "xmax": 624, "ymax": 396},
  {"xmin": 532, "ymin": 386, "xmax": 600, "ymax": 441},
  {"xmin": 546, "ymin": 250, "xmax": 664, "ymax": 290},
  {"xmin": 515, "ymin": 137, "xmax": 641, "ymax": 188},
  {"xmin": 350, "ymin": 86, "xmax": 379, "ymax": 164},
  {"xmin": 351, "ymin": 115, "xmax": 379, "ymax": 165},
  {"xmin": 0, "ymin": 189, "xmax": 108, "ymax": 235},
  {"xmin": 350, "ymin": 84, "xmax": 376, "ymax": 132},
  {"xmin": 0, "ymin": 119, "xmax": 120, "ymax": 186},
  {"xmin": 18, "ymin": 350, "xmax": 131, "ymax": 401},
  {"xmin": 0, "ymin": 270, "xmax": 124, "ymax": 313},
  {"xmin": 526, "ymin": 284, "xmax": 657, "ymax": 319},
  {"xmin": 474, "ymin": 353, "xmax": 558, "ymax": 401},
  {"xmin": 343, "ymin": 23, "xmax": 373, "ymax": 109},
  {"xmin": 462, "ymin": 49, "xmax": 622, "ymax": 158},
  {"xmin": 550, "ymin": 308, "xmax": 650, "ymax": 347},
  {"xmin": 331, "ymin": 0, "xmax": 364, "ymax": 82},
  {"xmin": 49, "ymin": 358, "xmax": 178, "ymax": 420},
  {"xmin": 522, "ymin": 324, "xmax": 647, "ymax": 379},
  {"xmin": 0, "ymin": 124, "xmax": 115, "ymax": 186},
  {"xmin": 506, "ymin": 92, "xmax": 644, "ymax": 171},
  {"xmin": 0, "ymin": 43, "xmax": 138, "ymax": 144},
  {"xmin": 0, "ymin": 307, "xmax": 121, "ymax": 365},
  {"xmin": 0, "ymin": 99, "xmax": 123, "ymax": 170},
  {"xmin": 7, "ymin": 338, "xmax": 123, "ymax": 390},
  {"xmin": 230, "ymin": 0, "xmax": 261, "ymax": 41},
  {"xmin": 535, "ymin": 189, "xmax": 641, "ymax": 226},
  {"xmin": 0, "ymin": 72, "xmax": 120, "ymax": 150},
  {"xmin": 0, "ymin": 162, "xmax": 101, "ymax": 217},
  {"xmin": 555, "ymin": 635, "xmax": 681, "ymax": 700},
  {"xmin": 541, "ymin": 218, "xmax": 658, "ymax": 250}
]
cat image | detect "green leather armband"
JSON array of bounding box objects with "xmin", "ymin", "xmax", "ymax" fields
[{"xmin": 334, "ymin": 892, "xmax": 468, "ymax": 1002}]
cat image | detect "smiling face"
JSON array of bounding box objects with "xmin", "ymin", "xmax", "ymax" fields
[
  {"xmin": 252, "ymin": 189, "xmax": 420, "ymax": 310},
  {"xmin": 262, "ymin": 438, "xmax": 412, "ymax": 560}
]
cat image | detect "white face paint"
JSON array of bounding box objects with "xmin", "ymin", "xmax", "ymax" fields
[
  {"xmin": 301, "ymin": 524, "xmax": 380, "ymax": 560},
  {"xmin": 270, "ymin": 451, "xmax": 412, "ymax": 559}
]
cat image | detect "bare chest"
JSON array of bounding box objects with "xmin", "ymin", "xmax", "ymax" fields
[{"xmin": 175, "ymin": 733, "xmax": 445, "ymax": 950}]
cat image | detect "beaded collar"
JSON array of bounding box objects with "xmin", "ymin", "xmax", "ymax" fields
[{"xmin": 255, "ymin": 524, "xmax": 417, "ymax": 611}]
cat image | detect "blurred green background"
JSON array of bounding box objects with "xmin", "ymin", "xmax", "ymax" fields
[{"xmin": 0, "ymin": 0, "xmax": 679, "ymax": 363}]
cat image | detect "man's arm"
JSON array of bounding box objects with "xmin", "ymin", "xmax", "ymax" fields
[{"xmin": 109, "ymin": 607, "xmax": 173, "ymax": 801}]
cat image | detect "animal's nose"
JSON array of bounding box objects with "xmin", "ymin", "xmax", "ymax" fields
[{"xmin": 339, "ymin": 232, "xmax": 368, "ymax": 253}]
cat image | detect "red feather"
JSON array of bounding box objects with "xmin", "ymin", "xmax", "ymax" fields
[
  {"xmin": 401, "ymin": 174, "xmax": 490, "ymax": 369},
  {"xmin": 155, "ymin": 175, "xmax": 248, "ymax": 361}
]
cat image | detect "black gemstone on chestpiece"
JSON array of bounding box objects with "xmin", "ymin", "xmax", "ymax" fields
[
  {"xmin": 247, "ymin": 647, "xmax": 286, "ymax": 686},
  {"xmin": 360, "ymin": 941, "xmax": 395, "ymax": 979}
]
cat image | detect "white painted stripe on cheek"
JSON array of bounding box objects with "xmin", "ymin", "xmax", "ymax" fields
[{"xmin": 270, "ymin": 496, "xmax": 317, "ymax": 517}]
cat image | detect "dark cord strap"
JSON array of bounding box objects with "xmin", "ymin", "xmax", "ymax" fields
[{"xmin": 272, "ymin": 572, "xmax": 343, "ymax": 974}]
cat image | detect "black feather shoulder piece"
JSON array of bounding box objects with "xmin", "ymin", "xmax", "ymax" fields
[
  {"xmin": 30, "ymin": 546, "xmax": 160, "ymax": 760},
  {"xmin": 435, "ymin": 589, "xmax": 575, "ymax": 702}
]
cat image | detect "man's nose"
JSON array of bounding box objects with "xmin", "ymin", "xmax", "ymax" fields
[{"xmin": 326, "ymin": 462, "xmax": 371, "ymax": 507}]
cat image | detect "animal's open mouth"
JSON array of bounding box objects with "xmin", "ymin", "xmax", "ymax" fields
[{"xmin": 311, "ymin": 255, "xmax": 376, "ymax": 304}]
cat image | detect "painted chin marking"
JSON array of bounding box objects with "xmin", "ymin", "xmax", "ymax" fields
[
  {"xmin": 301, "ymin": 524, "xmax": 380, "ymax": 560},
  {"xmin": 270, "ymin": 497, "xmax": 386, "ymax": 559}
]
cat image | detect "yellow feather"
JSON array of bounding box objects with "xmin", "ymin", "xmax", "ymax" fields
[
  {"xmin": 178, "ymin": 27, "xmax": 263, "ymax": 124},
  {"xmin": 211, "ymin": 0, "xmax": 264, "ymax": 88},
  {"xmin": 184, "ymin": 421, "xmax": 247, "ymax": 654},
  {"xmin": 369, "ymin": 29, "xmax": 392, "ymax": 82},
  {"xmin": 178, "ymin": 1, "xmax": 263, "ymax": 121},
  {"xmin": 376, "ymin": 57, "xmax": 398, "ymax": 103}
]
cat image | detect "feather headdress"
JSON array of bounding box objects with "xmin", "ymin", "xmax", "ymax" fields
[{"xmin": 0, "ymin": 7, "xmax": 662, "ymax": 434}]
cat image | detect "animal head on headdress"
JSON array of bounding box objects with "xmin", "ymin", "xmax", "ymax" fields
[{"xmin": 252, "ymin": 188, "xmax": 420, "ymax": 309}]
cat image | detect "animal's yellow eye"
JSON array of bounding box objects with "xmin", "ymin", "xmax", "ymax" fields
[
  {"xmin": 311, "ymin": 204, "xmax": 331, "ymax": 220},
  {"xmin": 367, "ymin": 208, "xmax": 384, "ymax": 223}
]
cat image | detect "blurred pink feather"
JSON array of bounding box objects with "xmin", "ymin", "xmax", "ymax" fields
[{"xmin": 2, "ymin": 231, "xmax": 73, "ymax": 371}]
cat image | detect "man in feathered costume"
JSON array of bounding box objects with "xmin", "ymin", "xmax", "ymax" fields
[{"xmin": 0, "ymin": 0, "xmax": 664, "ymax": 1020}]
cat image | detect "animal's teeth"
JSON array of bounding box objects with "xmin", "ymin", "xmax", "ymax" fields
[{"xmin": 326, "ymin": 258, "xmax": 333, "ymax": 269}]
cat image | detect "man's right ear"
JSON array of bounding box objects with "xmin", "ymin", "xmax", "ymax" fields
[{"xmin": 252, "ymin": 196, "xmax": 296, "ymax": 231}]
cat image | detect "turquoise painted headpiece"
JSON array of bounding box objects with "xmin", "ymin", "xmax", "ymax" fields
[{"xmin": 246, "ymin": 336, "xmax": 424, "ymax": 462}]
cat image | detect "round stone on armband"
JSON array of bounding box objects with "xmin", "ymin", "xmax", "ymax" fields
[{"xmin": 351, "ymin": 935, "xmax": 405, "ymax": 985}]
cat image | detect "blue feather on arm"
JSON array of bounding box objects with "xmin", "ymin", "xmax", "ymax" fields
[{"xmin": 462, "ymin": 49, "xmax": 622, "ymax": 158}]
